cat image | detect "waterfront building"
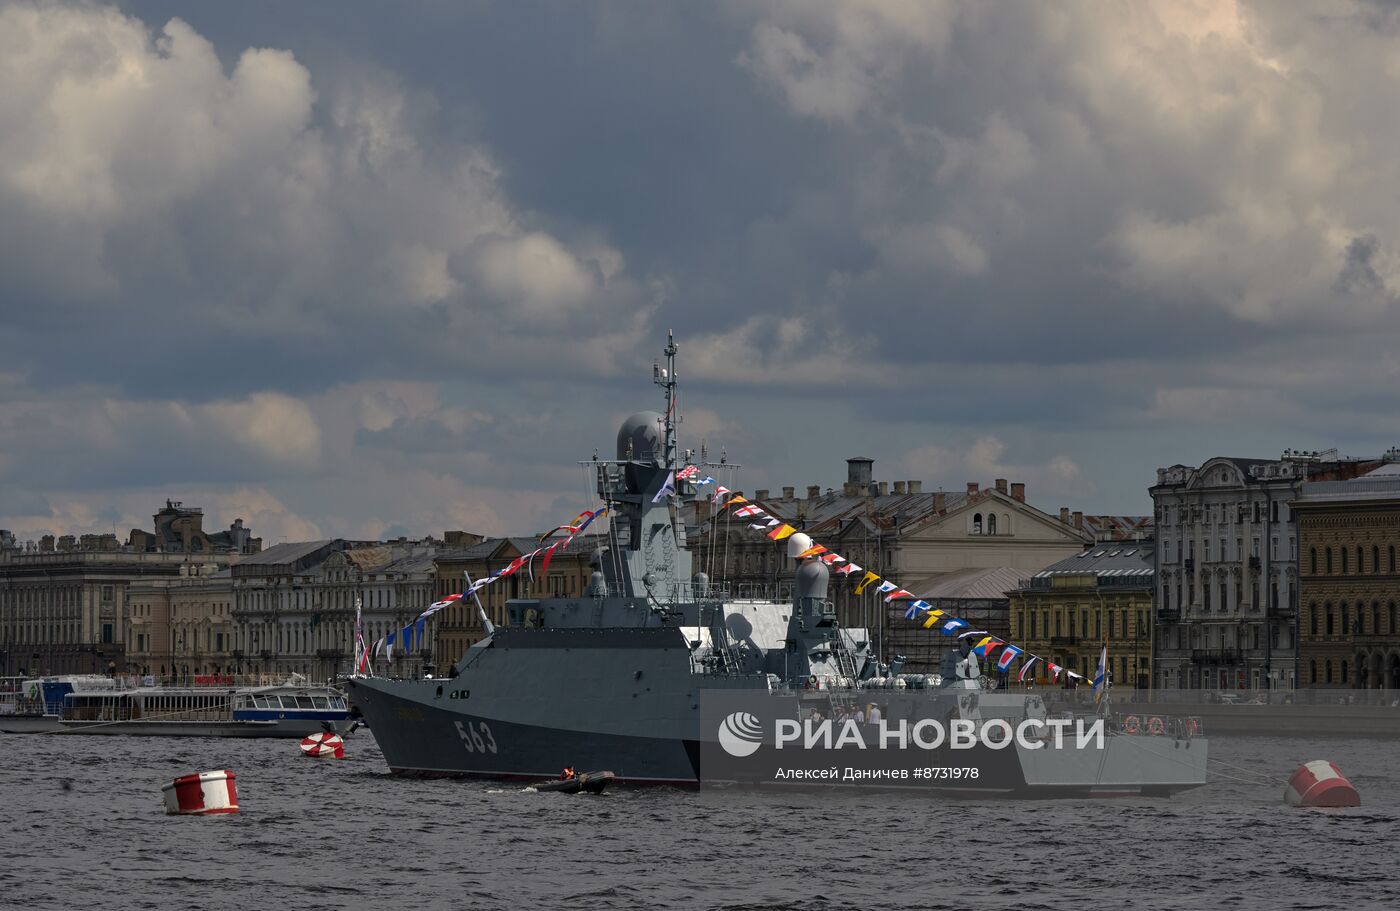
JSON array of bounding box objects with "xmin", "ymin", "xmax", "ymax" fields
[
  {"xmin": 1151, "ymin": 451, "xmax": 1379, "ymax": 691},
  {"xmin": 687, "ymin": 458, "xmax": 1096, "ymax": 656},
  {"xmin": 432, "ymin": 535, "xmax": 602, "ymax": 667},
  {"xmin": 1293, "ymin": 458, "xmax": 1400, "ymax": 689},
  {"xmin": 127, "ymin": 564, "xmax": 234, "ymax": 679},
  {"xmin": 229, "ymin": 539, "xmax": 439, "ymax": 680},
  {"xmin": 0, "ymin": 502, "xmax": 259, "ymax": 676},
  {"xmin": 1009, "ymin": 543, "xmax": 1156, "ymax": 687}
]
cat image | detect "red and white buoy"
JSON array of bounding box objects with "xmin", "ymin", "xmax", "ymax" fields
[
  {"xmin": 299, "ymin": 732, "xmax": 346, "ymax": 759},
  {"xmin": 1284, "ymin": 760, "xmax": 1360, "ymax": 808},
  {"xmin": 162, "ymin": 770, "xmax": 240, "ymax": 815}
]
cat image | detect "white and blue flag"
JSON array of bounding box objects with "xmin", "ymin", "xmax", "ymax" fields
[
  {"xmin": 651, "ymin": 470, "xmax": 676, "ymax": 503},
  {"xmin": 1093, "ymin": 643, "xmax": 1108, "ymax": 705}
]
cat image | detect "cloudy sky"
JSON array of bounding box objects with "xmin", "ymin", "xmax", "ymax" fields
[{"xmin": 2, "ymin": 0, "xmax": 1399, "ymax": 544}]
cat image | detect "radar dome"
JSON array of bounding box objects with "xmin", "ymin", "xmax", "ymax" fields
[
  {"xmin": 617, "ymin": 411, "xmax": 664, "ymax": 464},
  {"xmin": 786, "ymin": 532, "xmax": 813, "ymax": 559}
]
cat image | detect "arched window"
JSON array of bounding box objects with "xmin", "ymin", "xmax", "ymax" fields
[
  {"xmin": 1391, "ymin": 602, "xmax": 1397, "ymax": 634},
  {"xmin": 1310, "ymin": 604, "xmax": 1318, "ymax": 635},
  {"xmin": 1357, "ymin": 546, "xmax": 1364, "ymax": 573},
  {"xmin": 1341, "ymin": 548, "xmax": 1349, "ymax": 574},
  {"xmin": 1325, "ymin": 603, "xmax": 1334, "ymax": 636},
  {"xmin": 1390, "ymin": 545, "xmax": 1396, "ymax": 573},
  {"xmin": 987, "ymin": 514, "xmax": 997, "ymax": 535},
  {"xmin": 1374, "ymin": 601, "xmax": 1382, "ymax": 636},
  {"xmin": 1358, "ymin": 608, "xmax": 1365, "ymax": 636},
  {"xmin": 1373, "ymin": 546, "xmax": 1380, "ymax": 574},
  {"xmin": 1341, "ymin": 660, "xmax": 1349, "ymax": 684},
  {"xmin": 1310, "ymin": 548, "xmax": 1318, "ymax": 574},
  {"xmin": 1326, "ymin": 548, "xmax": 1333, "ymax": 574},
  {"xmin": 1310, "ymin": 659, "xmax": 1318, "ymax": 684},
  {"xmin": 1325, "ymin": 660, "xmax": 1333, "ymax": 684},
  {"xmin": 1341, "ymin": 602, "xmax": 1350, "ymax": 636},
  {"xmin": 972, "ymin": 513, "xmax": 983, "ymax": 535}
]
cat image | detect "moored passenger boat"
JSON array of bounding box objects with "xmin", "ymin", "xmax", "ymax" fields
[{"xmin": 0, "ymin": 674, "xmax": 354, "ymax": 737}]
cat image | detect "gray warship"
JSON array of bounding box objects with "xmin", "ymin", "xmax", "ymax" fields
[{"xmin": 347, "ymin": 337, "xmax": 1208, "ymax": 796}]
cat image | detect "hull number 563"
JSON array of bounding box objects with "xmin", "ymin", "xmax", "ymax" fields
[{"xmin": 454, "ymin": 720, "xmax": 498, "ymax": 754}]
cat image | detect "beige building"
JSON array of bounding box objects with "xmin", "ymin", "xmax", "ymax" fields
[
  {"xmin": 433, "ymin": 535, "xmax": 602, "ymax": 667},
  {"xmin": 229, "ymin": 539, "xmax": 440, "ymax": 681},
  {"xmin": 687, "ymin": 458, "xmax": 1099, "ymax": 655},
  {"xmin": 0, "ymin": 503, "xmax": 258, "ymax": 676},
  {"xmin": 127, "ymin": 565, "xmax": 235, "ymax": 679}
]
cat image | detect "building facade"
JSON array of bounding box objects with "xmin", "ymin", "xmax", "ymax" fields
[
  {"xmin": 0, "ymin": 503, "xmax": 259, "ymax": 676},
  {"xmin": 686, "ymin": 458, "xmax": 1097, "ymax": 657},
  {"xmin": 1009, "ymin": 543, "xmax": 1155, "ymax": 688},
  {"xmin": 884, "ymin": 567, "xmax": 1026, "ymax": 675},
  {"xmin": 432, "ymin": 535, "xmax": 602, "ymax": 667},
  {"xmin": 127, "ymin": 565, "xmax": 234, "ymax": 679},
  {"xmin": 229, "ymin": 540, "xmax": 439, "ymax": 681},
  {"xmin": 1293, "ymin": 460, "xmax": 1400, "ymax": 689},
  {"xmin": 1151, "ymin": 452, "xmax": 1379, "ymax": 691}
]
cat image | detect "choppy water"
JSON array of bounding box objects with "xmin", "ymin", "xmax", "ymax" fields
[{"xmin": 2, "ymin": 732, "xmax": 1398, "ymax": 910}]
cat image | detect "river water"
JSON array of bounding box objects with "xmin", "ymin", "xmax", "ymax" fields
[{"xmin": 2, "ymin": 732, "xmax": 1397, "ymax": 910}]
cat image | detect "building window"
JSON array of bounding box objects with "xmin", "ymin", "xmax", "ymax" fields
[
  {"xmin": 1309, "ymin": 546, "xmax": 1318, "ymax": 574},
  {"xmin": 972, "ymin": 513, "xmax": 983, "ymax": 535},
  {"xmin": 1341, "ymin": 549, "xmax": 1348, "ymax": 574},
  {"xmin": 1220, "ymin": 581, "xmax": 1228, "ymax": 612},
  {"xmin": 1325, "ymin": 548, "xmax": 1333, "ymax": 574},
  {"xmin": 1341, "ymin": 603, "xmax": 1350, "ymax": 636},
  {"xmin": 1357, "ymin": 546, "xmax": 1364, "ymax": 574},
  {"xmin": 1325, "ymin": 660, "xmax": 1333, "ymax": 684},
  {"xmin": 1391, "ymin": 602, "xmax": 1397, "ymax": 634},
  {"xmin": 987, "ymin": 514, "xmax": 997, "ymax": 535},
  {"xmin": 1325, "ymin": 603, "xmax": 1334, "ymax": 636},
  {"xmin": 101, "ymin": 623, "xmax": 113, "ymax": 644},
  {"xmin": 1391, "ymin": 545, "xmax": 1397, "ymax": 574},
  {"xmin": 1310, "ymin": 659, "xmax": 1317, "ymax": 684},
  {"xmin": 1271, "ymin": 501, "xmax": 1279, "ymax": 522},
  {"xmin": 102, "ymin": 585, "xmax": 114, "ymax": 602},
  {"xmin": 1374, "ymin": 602, "xmax": 1381, "ymax": 636},
  {"xmin": 1358, "ymin": 608, "xmax": 1365, "ymax": 636},
  {"xmin": 1374, "ymin": 546, "xmax": 1381, "ymax": 575},
  {"xmin": 1341, "ymin": 660, "xmax": 1349, "ymax": 685}
]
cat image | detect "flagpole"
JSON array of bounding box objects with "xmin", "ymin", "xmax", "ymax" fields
[{"xmin": 464, "ymin": 570, "xmax": 494, "ymax": 636}]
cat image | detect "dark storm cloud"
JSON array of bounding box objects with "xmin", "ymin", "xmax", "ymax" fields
[{"xmin": 4, "ymin": 0, "xmax": 1400, "ymax": 540}]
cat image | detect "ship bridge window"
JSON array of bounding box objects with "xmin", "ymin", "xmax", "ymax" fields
[
  {"xmin": 279, "ymin": 695, "xmax": 299, "ymax": 709},
  {"xmin": 295, "ymin": 696, "xmax": 314, "ymax": 709},
  {"xmin": 311, "ymin": 696, "xmax": 329, "ymax": 709},
  {"xmin": 331, "ymin": 697, "xmax": 346, "ymax": 710}
]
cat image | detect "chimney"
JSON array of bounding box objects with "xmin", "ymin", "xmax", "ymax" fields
[
  {"xmin": 843, "ymin": 483, "xmax": 859, "ymax": 497},
  {"xmin": 995, "ymin": 478, "xmax": 1009, "ymax": 494},
  {"xmin": 934, "ymin": 492, "xmax": 947, "ymax": 512},
  {"xmin": 1059, "ymin": 507, "xmax": 1070, "ymax": 523},
  {"xmin": 807, "ymin": 485, "xmax": 821, "ymax": 499},
  {"xmin": 1011, "ymin": 482, "xmax": 1025, "ymax": 502},
  {"xmin": 908, "ymin": 480, "xmax": 922, "ymax": 494},
  {"xmin": 893, "ymin": 481, "xmax": 906, "ymax": 495},
  {"xmin": 755, "ymin": 488, "xmax": 768, "ymax": 501},
  {"xmin": 878, "ymin": 481, "xmax": 889, "ymax": 496},
  {"xmin": 783, "ymin": 486, "xmax": 795, "ymax": 500},
  {"xmin": 1072, "ymin": 511, "xmax": 1084, "ymax": 530},
  {"xmin": 846, "ymin": 457, "xmax": 874, "ymax": 488},
  {"xmin": 967, "ymin": 482, "xmax": 979, "ymax": 495}
]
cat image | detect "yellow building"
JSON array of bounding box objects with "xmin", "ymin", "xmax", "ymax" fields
[
  {"xmin": 432, "ymin": 535, "xmax": 602, "ymax": 667},
  {"xmin": 1009, "ymin": 542, "xmax": 1155, "ymax": 688},
  {"xmin": 1293, "ymin": 462, "xmax": 1400, "ymax": 689}
]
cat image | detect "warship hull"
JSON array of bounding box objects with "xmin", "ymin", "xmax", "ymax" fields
[{"xmin": 349, "ymin": 675, "xmax": 1208, "ymax": 795}]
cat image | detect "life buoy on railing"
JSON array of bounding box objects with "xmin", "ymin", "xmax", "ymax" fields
[
  {"xmin": 1147, "ymin": 716, "xmax": 1166, "ymax": 736},
  {"xmin": 1122, "ymin": 714, "xmax": 1141, "ymax": 734},
  {"xmin": 1185, "ymin": 718, "xmax": 1201, "ymax": 738}
]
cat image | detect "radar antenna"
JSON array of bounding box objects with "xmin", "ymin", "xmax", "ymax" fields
[{"xmin": 653, "ymin": 330, "xmax": 679, "ymax": 471}]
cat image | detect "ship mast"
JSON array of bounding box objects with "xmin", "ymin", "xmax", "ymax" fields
[{"xmin": 654, "ymin": 331, "xmax": 678, "ymax": 470}]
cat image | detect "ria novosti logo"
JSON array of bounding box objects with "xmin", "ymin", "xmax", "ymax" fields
[{"xmin": 717, "ymin": 711, "xmax": 764, "ymax": 757}]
